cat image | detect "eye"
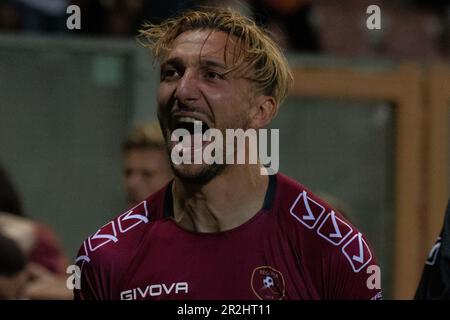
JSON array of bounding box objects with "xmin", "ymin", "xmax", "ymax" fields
[
  {"xmin": 204, "ymin": 70, "xmax": 224, "ymax": 80},
  {"xmin": 161, "ymin": 67, "xmax": 180, "ymax": 81},
  {"xmin": 124, "ymin": 168, "xmax": 133, "ymax": 177},
  {"xmin": 142, "ymin": 170, "xmax": 153, "ymax": 179}
]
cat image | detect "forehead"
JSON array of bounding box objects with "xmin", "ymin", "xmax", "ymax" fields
[
  {"xmin": 166, "ymin": 29, "xmax": 239, "ymax": 65},
  {"xmin": 124, "ymin": 148, "xmax": 166, "ymax": 165}
]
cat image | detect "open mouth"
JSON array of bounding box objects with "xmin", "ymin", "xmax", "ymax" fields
[
  {"xmin": 170, "ymin": 117, "xmax": 211, "ymax": 135},
  {"xmin": 168, "ymin": 116, "xmax": 214, "ymax": 160}
]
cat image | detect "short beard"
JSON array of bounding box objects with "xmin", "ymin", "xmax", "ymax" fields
[
  {"xmin": 160, "ymin": 110, "xmax": 251, "ymax": 186},
  {"xmin": 169, "ymin": 161, "xmax": 226, "ymax": 185}
]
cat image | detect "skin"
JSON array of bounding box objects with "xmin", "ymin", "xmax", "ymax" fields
[
  {"xmin": 0, "ymin": 213, "xmax": 72, "ymax": 300},
  {"xmin": 0, "ymin": 270, "xmax": 27, "ymax": 300},
  {"xmin": 123, "ymin": 148, "xmax": 173, "ymax": 207},
  {"xmin": 157, "ymin": 29, "xmax": 277, "ymax": 232},
  {"xmin": 0, "ymin": 213, "xmax": 35, "ymax": 254},
  {"xmin": 23, "ymin": 263, "xmax": 72, "ymax": 300}
]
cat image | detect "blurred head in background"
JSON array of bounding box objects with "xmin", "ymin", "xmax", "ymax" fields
[
  {"xmin": 122, "ymin": 122, "xmax": 173, "ymax": 207},
  {"xmin": 0, "ymin": 162, "xmax": 67, "ymax": 273},
  {"xmin": 0, "ymin": 163, "xmax": 24, "ymax": 216}
]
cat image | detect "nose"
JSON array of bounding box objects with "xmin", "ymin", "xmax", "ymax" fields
[
  {"xmin": 126, "ymin": 172, "xmax": 141, "ymax": 190},
  {"xmin": 175, "ymin": 70, "xmax": 200, "ymax": 104}
]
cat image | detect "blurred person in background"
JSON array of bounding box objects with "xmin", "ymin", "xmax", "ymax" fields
[
  {"xmin": 0, "ymin": 163, "xmax": 68, "ymax": 274},
  {"xmin": 415, "ymin": 198, "xmax": 450, "ymax": 299},
  {"xmin": 0, "ymin": 163, "xmax": 71, "ymax": 299},
  {"xmin": 0, "ymin": 233, "xmax": 28, "ymax": 299},
  {"xmin": 122, "ymin": 122, "xmax": 173, "ymax": 207}
]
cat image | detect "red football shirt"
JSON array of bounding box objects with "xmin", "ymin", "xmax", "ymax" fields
[{"xmin": 74, "ymin": 173, "xmax": 382, "ymax": 300}]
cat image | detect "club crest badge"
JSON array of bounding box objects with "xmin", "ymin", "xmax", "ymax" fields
[{"xmin": 251, "ymin": 266, "xmax": 285, "ymax": 300}]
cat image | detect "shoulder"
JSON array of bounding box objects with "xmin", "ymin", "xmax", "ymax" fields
[
  {"xmin": 74, "ymin": 185, "xmax": 168, "ymax": 269},
  {"xmin": 276, "ymin": 173, "xmax": 373, "ymax": 262},
  {"xmin": 274, "ymin": 173, "xmax": 331, "ymax": 225},
  {"xmin": 73, "ymin": 186, "xmax": 170, "ymax": 299},
  {"xmin": 274, "ymin": 173, "xmax": 381, "ymax": 298}
]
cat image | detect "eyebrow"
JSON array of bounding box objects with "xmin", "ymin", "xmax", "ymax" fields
[
  {"xmin": 199, "ymin": 59, "xmax": 227, "ymax": 70},
  {"xmin": 160, "ymin": 57, "xmax": 183, "ymax": 70},
  {"xmin": 161, "ymin": 57, "xmax": 227, "ymax": 70}
]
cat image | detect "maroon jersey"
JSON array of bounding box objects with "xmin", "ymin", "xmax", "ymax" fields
[{"xmin": 74, "ymin": 173, "xmax": 382, "ymax": 300}]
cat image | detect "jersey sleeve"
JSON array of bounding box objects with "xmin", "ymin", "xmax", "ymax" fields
[
  {"xmin": 321, "ymin": 232, "xmax": 382, "ymax": 300},
  {"xmin": 71, "ymin": 198, "xmax": 160, "ymax": 300},
  {"xmin": 73, "ymin": 241, "xmax": 111, "ymax": 300},
  {"xmin": 287, "ymin": 188, "xmax": 382, "ymax": 299}
]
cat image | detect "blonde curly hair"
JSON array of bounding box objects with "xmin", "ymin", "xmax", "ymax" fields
[{"xmin": 138, "ymin": 6, "xmax": 293, "ymax": 106}]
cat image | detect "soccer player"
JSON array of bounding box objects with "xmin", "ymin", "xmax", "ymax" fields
[
  {"xmin": 122, "ymin": 122, "xmax": 173, "ymax": 207},
  {"xmin": 74, "ymin": 7, "xmax": 382, "ymax": 300},
  {"xmin": 415, "ymin": 198, "xmax": 450, "ymax": 299}
]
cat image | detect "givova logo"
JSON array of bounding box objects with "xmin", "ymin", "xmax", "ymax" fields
[{"xmin": 120, "ymin": 282, "xmax": 188, "ymax": 300}]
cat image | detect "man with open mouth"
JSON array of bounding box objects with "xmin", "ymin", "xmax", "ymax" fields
[{"xmin": 74, "ymin": 7, "xmax": 382, "ymax": 300}]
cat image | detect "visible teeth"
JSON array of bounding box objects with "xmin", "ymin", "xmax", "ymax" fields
[{"xmin": 178, "ymin": 117, "xmax": 203, "ymax": 125}]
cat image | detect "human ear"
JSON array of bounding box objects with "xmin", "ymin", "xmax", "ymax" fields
[{"xmin": 249, "ymin": 95, "xmax": 278, "ymax": 129}]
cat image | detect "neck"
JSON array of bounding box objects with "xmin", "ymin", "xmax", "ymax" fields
[{"xmin": 172, "ymin": 164, "xmax": 269, "ymax": 232}]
